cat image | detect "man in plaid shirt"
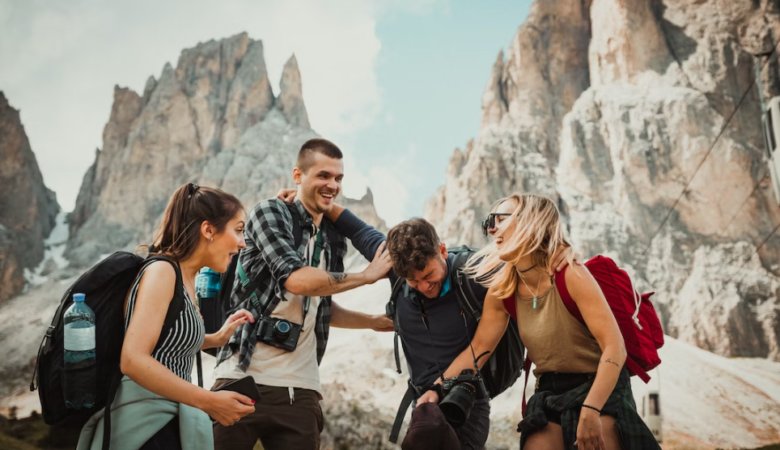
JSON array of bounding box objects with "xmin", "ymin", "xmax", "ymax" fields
[{"xmin": 212, "ymin": 138, "xmax": 393, "ymax": 450}]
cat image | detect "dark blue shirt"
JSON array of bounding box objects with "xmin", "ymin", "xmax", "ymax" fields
[{"xmin": 334, "ymin": 210, "xmax": 488, "ymax": 388}]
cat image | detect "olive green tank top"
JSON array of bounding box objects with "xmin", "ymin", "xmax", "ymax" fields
[{"xmin": 515, "ymin": 281, "xmax": 602, "ymax": 376}]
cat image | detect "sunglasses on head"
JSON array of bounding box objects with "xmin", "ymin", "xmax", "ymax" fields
[{"xmin": 481, "ymin": 213, "xmax": 512, "ymax": 236}]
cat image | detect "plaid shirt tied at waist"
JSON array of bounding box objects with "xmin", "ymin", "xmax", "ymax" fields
[{"xmin": 215, "ymin": 198, "xmax": 347, "ymax": 372}]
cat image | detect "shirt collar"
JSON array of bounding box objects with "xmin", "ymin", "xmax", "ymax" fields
[{"xmin": 438, "ymin": 255, "xmax": 453, "ymax": 297}]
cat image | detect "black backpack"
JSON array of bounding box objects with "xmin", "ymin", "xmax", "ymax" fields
[
  {"xmin": 387, "ymin": 245, "xmax": 526, "ymax": 443},
  {"xmin": 201, "ymin": 201, "xmax": 305, "ymax": 356},
  {"xmin": 30, "ymin": 252, "xmax": 201, "ymax": 450}
]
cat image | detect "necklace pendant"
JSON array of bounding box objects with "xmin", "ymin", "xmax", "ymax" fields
[{"xmin": 533, "ymin": 296, "xmax": 538, "ymax": 309}]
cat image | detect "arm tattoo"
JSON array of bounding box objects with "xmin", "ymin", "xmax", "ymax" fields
[
  {"xmin": 603, "ymin": 358, "xmax": 620, "ymax": 369},
  {"xmin": 328, "ymin": 272, "xmax": 348, "ymax": 286}
]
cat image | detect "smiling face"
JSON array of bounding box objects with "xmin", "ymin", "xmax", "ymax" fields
[
  {"xmin": 294, "ymin": 152, "xmax": 344, "ymax": 215},
  {"xmin": 203, "ymin": 210, "xmax": 247, "ymax": 272},
  {"xmin": 405, "ymin": 243, "xmax": 449, "ymax": 299},
  {"xmin": 489, "ymin": 197, "xmax": 519, "ymax": 238}
]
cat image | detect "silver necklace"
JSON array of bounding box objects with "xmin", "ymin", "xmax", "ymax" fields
[{"xmin": 519, "ymin": 270, "xmax": 543, "ymax": 309}]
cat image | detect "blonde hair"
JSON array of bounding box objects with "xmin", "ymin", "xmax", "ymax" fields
[{"xmin": 467, "ymin": 194, "xmax": 573, "ymax": 299}]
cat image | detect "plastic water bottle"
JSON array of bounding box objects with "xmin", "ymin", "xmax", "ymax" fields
[
  {"xmin": 63, "ymin": 293, "xmax": 97, "ymax": 409},
  {"xmin": 196, "ymin": 268, "xmax": 221, "ymax": 334},
  {"xmin": 195, "ymin": 268, "xmax": 220, "ymax": 299}
]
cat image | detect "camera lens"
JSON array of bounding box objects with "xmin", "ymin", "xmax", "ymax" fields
[
  {"xmin": 274, "ymin": 320, "xmax": 292, "ymax": 339},
  {"xmin": 439, "ymin": 383, "xmax": 476, "ymax": 428}
]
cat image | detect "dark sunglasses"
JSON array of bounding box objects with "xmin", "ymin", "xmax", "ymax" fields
[{"xmin": 481, "ymin": 213, "xmax": 512, "ymax": 236}]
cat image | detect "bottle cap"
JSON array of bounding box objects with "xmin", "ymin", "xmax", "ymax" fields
[{"xmin": 73, "ymin": 293, "xmax": 86, "ymax": 302}]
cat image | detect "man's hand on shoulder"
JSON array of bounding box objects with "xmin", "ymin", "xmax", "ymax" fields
[
  {"xmin": 275, "ymin": 188, "xmax": 297, "ymax": 203},
  {"xmin": 548, "ymin": 246, "xmax": 582, "ymax": 276},
  {"xmin": 370, "ymin": 314, "xmax": 394, "ymax": 332},
  {"xmin": 362, "ymin": 242, "xmax": 392, "ymax": 283}
]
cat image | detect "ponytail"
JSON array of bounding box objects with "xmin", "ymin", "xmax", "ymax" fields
[{"xmin": 142, "ymin": 183, "xmax": 243, "ymax": 262}]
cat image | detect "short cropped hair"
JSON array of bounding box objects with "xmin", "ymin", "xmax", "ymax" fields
[
  {"xmin": 296, "ymin": 138, "xmax": 343, "ymax": 173},
  {"xmin": 386, "ymin": 218, "xmax": 441, "ymax": 279}
]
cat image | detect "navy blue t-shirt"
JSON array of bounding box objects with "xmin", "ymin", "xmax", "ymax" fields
[{"xmin": 334, "ymin": 210, "xmax": 488, "ymax": 388}]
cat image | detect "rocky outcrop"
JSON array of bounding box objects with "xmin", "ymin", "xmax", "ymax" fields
[
  {"xmin": 425, "ymin": 0, "xmax": 592, "ymax": 246},
  {"xmin": 427, "ymin": 0, "xmax": 780, "ymax": 360},
  {"xmin": 67, "ymin": 33, "xmax": 380, "ymax": 266},
  {"xmin": 277, "ymin": 55, "xmax": 311, "ymax": 129},
  {"xmin": 0, "ymin": 92, "xmax": 59, "ymax": 303}
]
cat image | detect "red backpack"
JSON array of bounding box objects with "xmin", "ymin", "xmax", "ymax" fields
[{"xmin": 504, "ymin": 256, "xmax": 664, "ymax": 413}]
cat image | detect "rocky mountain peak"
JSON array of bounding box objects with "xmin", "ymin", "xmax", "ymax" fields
[
  {"xmin": 0, "ymin": 92, "xmax": 59, "ymax": 303},
  {"xmin": 277, "ymin": 54, "xmax": 310, "ymax": 129},
  {"xmin": 480, "ymin": 51, "xmax": 507, "ymax": 129},
  {"xmin": 65, "ymin": 34, "xmax": 379, "ymax": 266},
  {"xmin": 426, "ymin": 0, "xmax": 780, "ymax": 363}
]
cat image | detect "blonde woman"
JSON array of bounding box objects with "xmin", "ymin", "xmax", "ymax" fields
[{"xmin": 437, "ymin": 194, "xmax": 658, "ymax": 450}]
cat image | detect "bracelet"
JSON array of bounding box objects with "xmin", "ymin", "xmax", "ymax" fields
[{"xmin": 582, "ymin": 404, "xmax": 602, "ymax": 414}]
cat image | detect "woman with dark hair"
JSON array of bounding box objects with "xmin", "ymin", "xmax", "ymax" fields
[{"xmin": 78, "ymin": 183, "xmax": 256, "ymax": 450}]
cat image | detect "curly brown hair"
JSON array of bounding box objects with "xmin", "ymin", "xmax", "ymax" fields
[{"xmin": 386, "ymin": 218, "xmax": 441, "ymax": 279}]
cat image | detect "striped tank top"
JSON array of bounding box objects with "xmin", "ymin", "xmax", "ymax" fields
[{"xmin": 125, "ymin": 261, "xmax": 205, "ymax": 382}]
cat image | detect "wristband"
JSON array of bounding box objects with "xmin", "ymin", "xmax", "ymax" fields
[
  {"xmin": 581, "ymin": 404, "xmax": 602, "ymax": 414},
  {"xmin": 426, "ymin": 383, "xmax": 444, "ymax": 400}
]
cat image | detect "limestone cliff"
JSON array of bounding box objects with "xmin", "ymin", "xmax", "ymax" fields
[
  {"xmin": 67, "ymin": 33, "xmax": 382, "ymax": 265},
  {"xmin": 0, "ymin": 92, "xmax": 59, "ymax": 303},
  {"xmin": 426, "ymin": 0, "xmax": 780, "ymax": 360}
]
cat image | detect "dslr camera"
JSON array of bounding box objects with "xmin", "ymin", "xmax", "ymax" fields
[
  {"xmin": 258, "ymin": 316, "xmax": 302, "ymax": 352},
  {"xmin": 439, "ymin": 369, "xmax": 489, "ymax": 428}
]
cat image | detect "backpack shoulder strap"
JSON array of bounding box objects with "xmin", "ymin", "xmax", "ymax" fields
[
  {"xmin": 451, "ymin": 249, "xmax": 482, "ymax": 322},
  {"xmin": 145, "ymin": 255, "xmax": 186, "ymax": 326},
  {"xmin": 285, "ymin": 202, "xmax": 304, "ymax": 249},
  {"xmin": 386, "ymin": 277, "xmax": 407, "ymax": 374},
  {"xmin": 389, "ymin": 383, "xmax": 417, "ymax": 444},
  {"xmin": 553, "ymin": 265, "xmax": 583, "ymax": 322}
]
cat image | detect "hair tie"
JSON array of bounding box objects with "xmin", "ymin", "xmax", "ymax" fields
[{"xmin": 188, "ymin": 183, "xmax": 200, "ymax": 198}]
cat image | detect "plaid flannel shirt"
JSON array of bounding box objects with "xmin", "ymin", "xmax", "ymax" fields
[{"xmin": 215, "ymin": 198, "xmax": 347, "ymax": 372}]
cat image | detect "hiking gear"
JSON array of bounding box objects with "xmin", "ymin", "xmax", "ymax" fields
[
  {"xmin": 63, "ymin": 293, "xmax": 97, "ymax": 410},
  {"xmin": 33, "ymin": 252, "xmax": 204, "ymax": 450},
  {"xmin": 554, "ymin": 256, "xmax": 663, "ymax": 382},
  {"xmin": 387, "ymin": 246, "xmax": 525, "ymax": 443}
]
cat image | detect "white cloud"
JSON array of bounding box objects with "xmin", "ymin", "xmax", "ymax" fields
[
  {"xmin": 0, "ymin": 0, "xmax": 442, "ymax": 211},
  {"xmin": 367, "ymin": 166, "xmax": 409, "ymax": 227}
]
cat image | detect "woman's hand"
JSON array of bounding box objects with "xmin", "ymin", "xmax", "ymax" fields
[
  {"xmin": 276, "ymin": 188, "xmax": 297, "ymax": 203},
  {"xmin": 575, "ymin": 407, "xmax": 606, "ymax": 450},
  {"xmin": 200, "ymin": 390, "xmax": 256, "ymax": 426},
  {"xmin": 214, "ymin": 309, "xmax": 254, "ymax": 347}
]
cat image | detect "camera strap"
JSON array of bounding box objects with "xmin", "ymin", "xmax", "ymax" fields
[{"xmin": 301, "ymin": 228, "xmax": 325, "ymax": 330}]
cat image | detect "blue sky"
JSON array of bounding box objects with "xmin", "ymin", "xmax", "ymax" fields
[
  {"xmin": 350, "ymin": 1, "xmax": 531, "ymax": 223},
  {"xmin": 0, "ymin": 0, "xmax": 531, "ymax": 226}
]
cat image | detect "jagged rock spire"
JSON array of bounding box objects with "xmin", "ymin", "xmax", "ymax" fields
[{"xmin": 277, "ymin": 54, "xmax": 311, "ymax": 129}]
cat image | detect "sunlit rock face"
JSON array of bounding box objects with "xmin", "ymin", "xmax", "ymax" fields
[
  {"xmin": 66, "ymin": 33, "xmax": 382, "ymax": 266},
  {"xmin": 0, "ymin": 92, "xmax": 59, "ymax": 303},
  {"xmin": 426, "ymin": 0, "xmax": 780, "ymax": 361}
]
